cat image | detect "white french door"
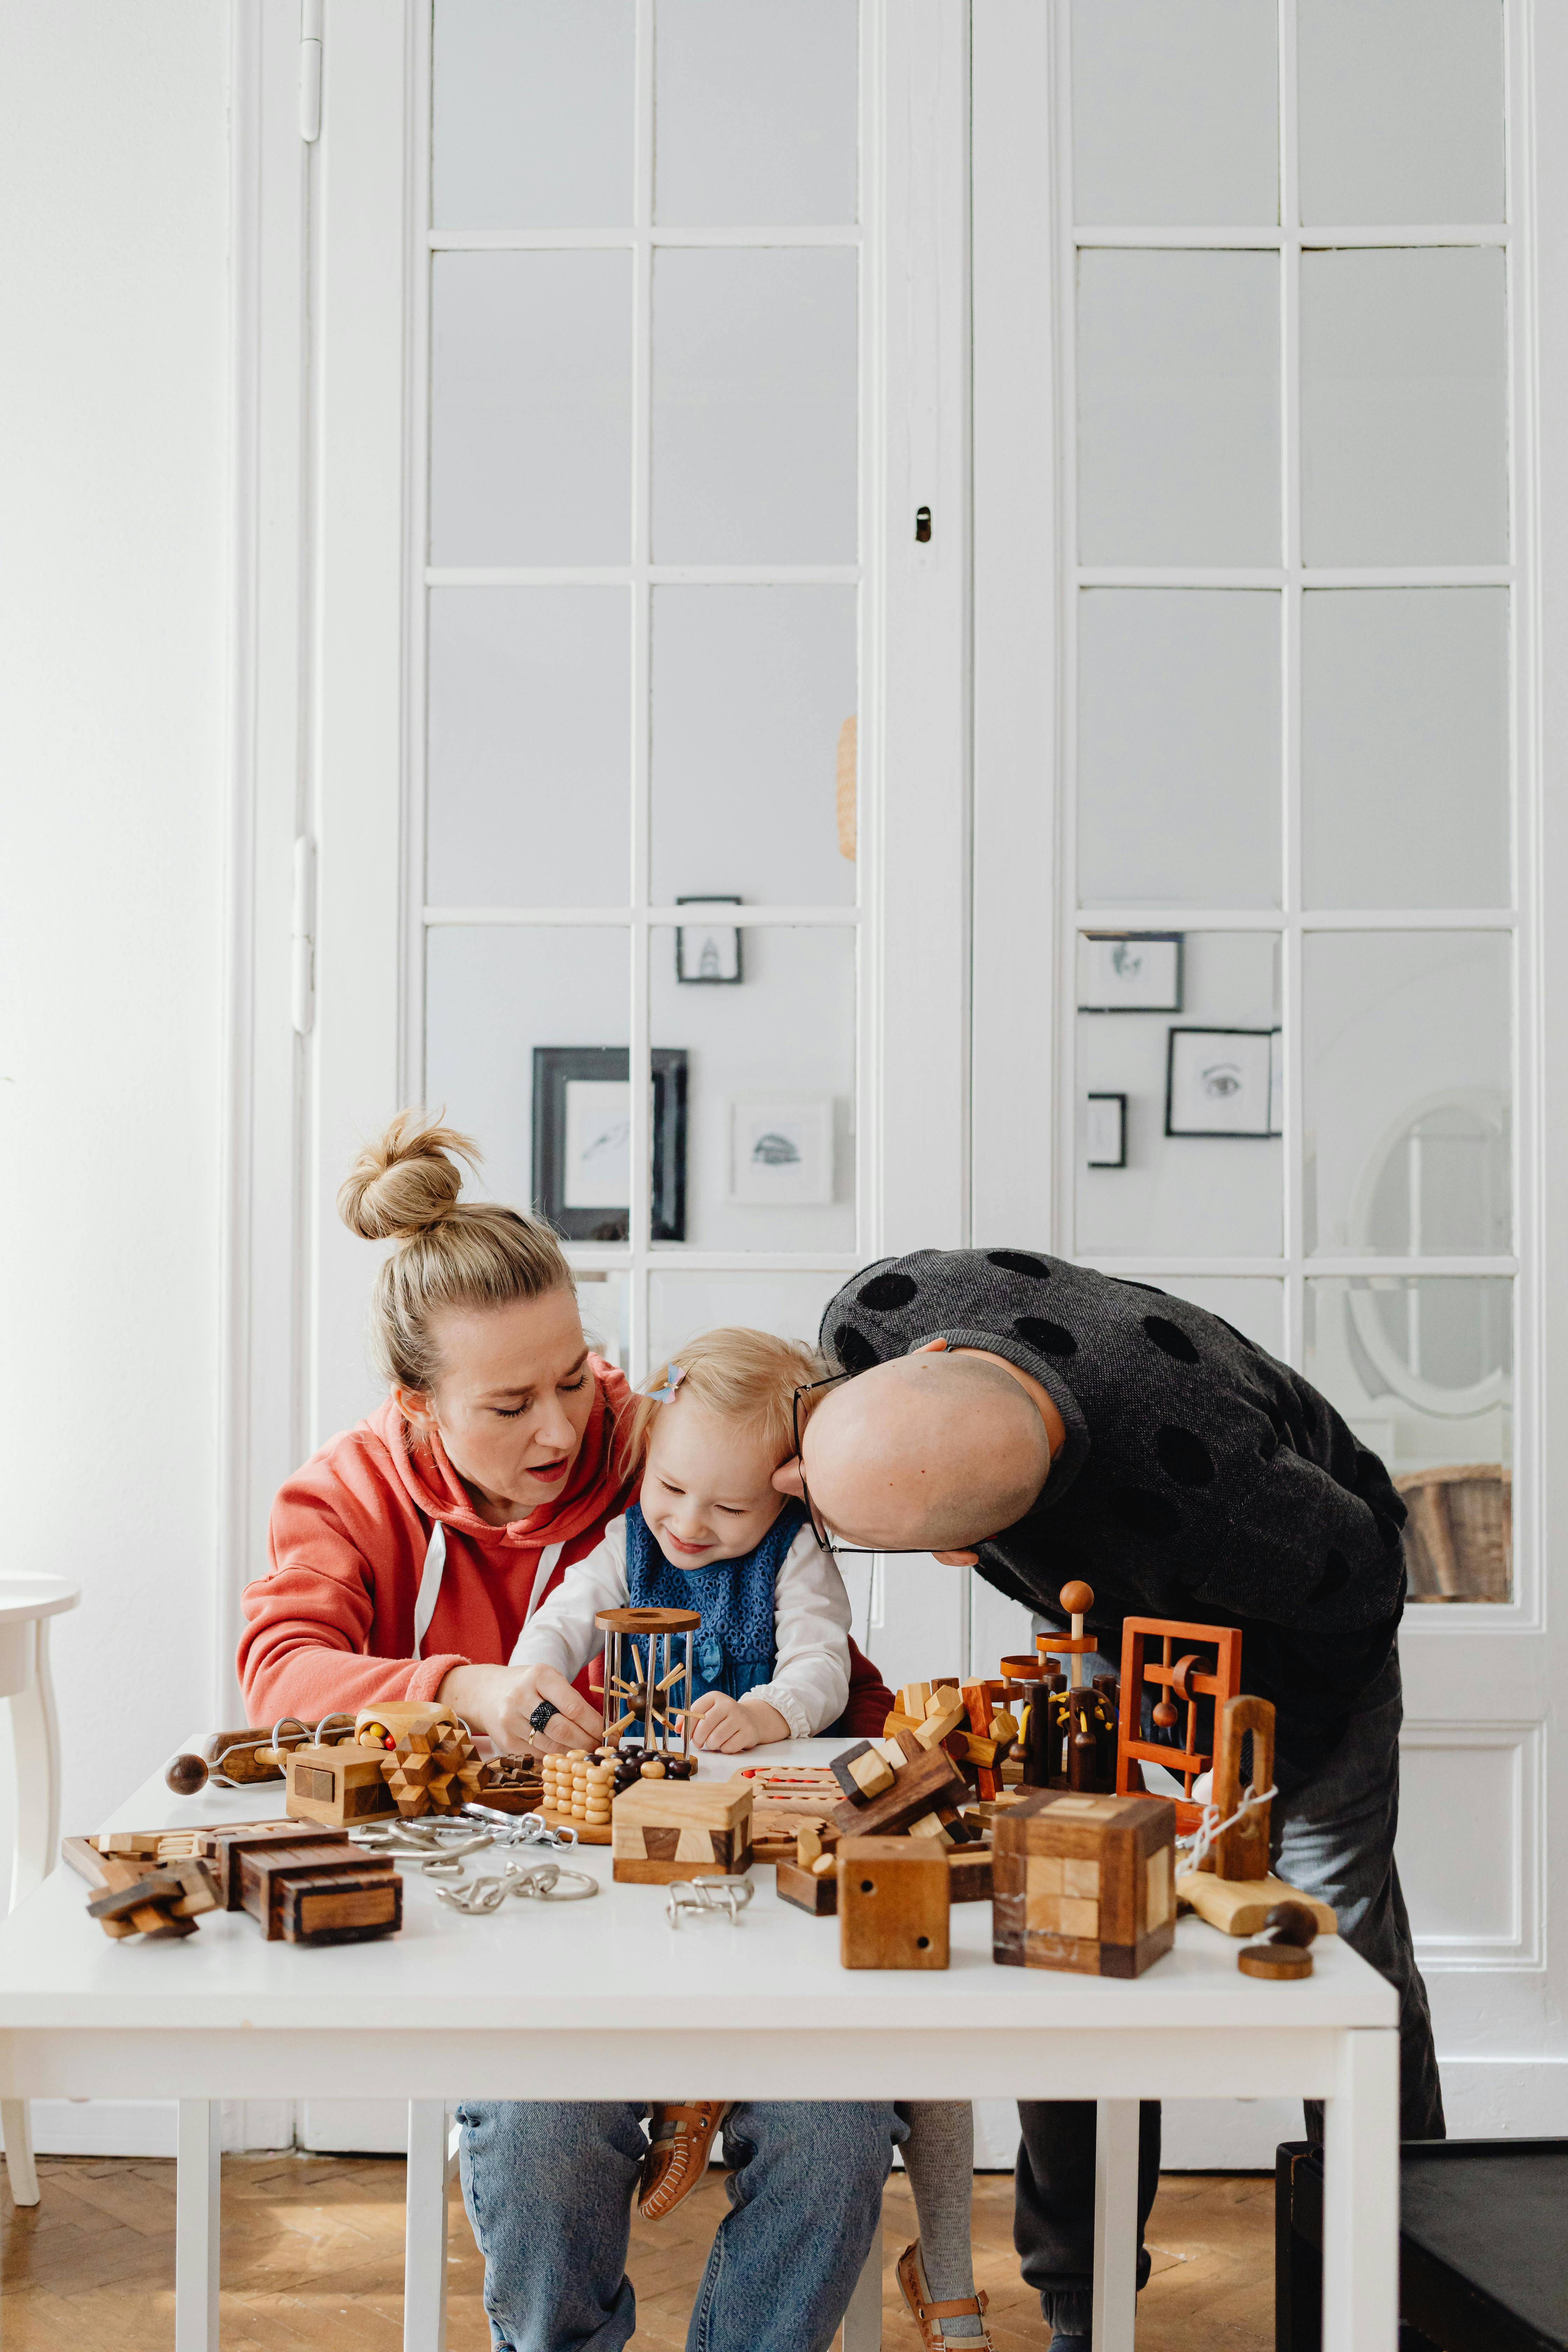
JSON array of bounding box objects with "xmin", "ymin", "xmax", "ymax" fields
[
  {"xmin": 973, "ymin": 0, "xmax": 1567, "ymax": 2150},
  {"xmin": 276, "ymin": 0, "xmax": 971, "ymax": 1686}
]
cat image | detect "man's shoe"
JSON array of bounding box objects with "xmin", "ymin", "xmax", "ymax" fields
[
  {"xmin": 895, "ymin": 2240, "xmax": 994, "ymax": 2349},
  {"xmin": 637, "ymin": 2101, "xmax": 732, "ymax": 2221}
]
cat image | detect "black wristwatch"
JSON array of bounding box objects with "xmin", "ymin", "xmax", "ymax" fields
[{"xmin": 528, "ymin": 1699, "xmax": 559, "ymax": 1735}]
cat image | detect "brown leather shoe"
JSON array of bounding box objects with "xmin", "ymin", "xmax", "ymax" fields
[
  {"xmin": 896, "ymin": 2240, "xmax": 994, "ymax": 2350},
  {"xmin": 637, "ymin": 2101, "xmax": 732, "ymax": 2221}
]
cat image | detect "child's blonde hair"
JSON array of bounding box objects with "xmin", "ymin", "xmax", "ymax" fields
[{"xmin": 620, "ymin": 1327, "xmax": 827, "ymax": 1480}]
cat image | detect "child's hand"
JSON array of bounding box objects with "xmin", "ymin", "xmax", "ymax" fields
[{"xmin": 686, "ymin": 1692, "xmax": 790, "ymax": 1752}]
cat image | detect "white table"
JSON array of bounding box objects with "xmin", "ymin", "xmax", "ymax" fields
[
  {"xmin": 0, "ymin": 1574, "xmax": 79, "ymax": 2207},
  {"xmin": 0, "ymin": 1736, "xmax": 1398, "ymax": 2352}
]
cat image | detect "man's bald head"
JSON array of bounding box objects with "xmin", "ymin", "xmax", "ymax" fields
[{"xmin": 803, "ymin": 1350, "xmax": 1051, "ymax": 1550}]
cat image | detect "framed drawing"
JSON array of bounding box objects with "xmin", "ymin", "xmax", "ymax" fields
[
  {"xmin": 532, "ymin": 1046, "xmax": 688, "ymax": 1241},
  {"xmin": 1085, "ymin": 1092, "xmax": 1127, "ymax": 1168},
  {"xmin": 1165, "ymin": 1028, "xmax": 1276, "ymax": 1139},
  {"xmin": 728, "ymin": 1095, "xmax": 835, "ymax": 1206},
  {"xmin": 676, "ymin": 896, "xmax": 743, "ymax": 985},
  {"xmin": 1077, "ymin": 932, "xmax": 1184, "ymax": 1013}
]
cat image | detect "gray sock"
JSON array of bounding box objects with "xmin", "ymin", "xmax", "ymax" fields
[{"xmin": 897, "ymin": 2101, "xmax": 983, "ymax": 2339}]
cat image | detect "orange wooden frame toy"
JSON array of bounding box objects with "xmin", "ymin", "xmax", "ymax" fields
[{"xmin": 1116, "ymin": 1618, "xmax": 1241, "ymax": 1834}]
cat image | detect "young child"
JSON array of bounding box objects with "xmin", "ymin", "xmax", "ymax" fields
[{"xmin": 509, "ymin": 1327, "xmax": 993, "ymax": 2348}]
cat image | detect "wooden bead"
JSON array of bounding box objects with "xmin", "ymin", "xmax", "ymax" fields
[
  {"xmin": 640, "ymin": 1759, "xmax": 666, "ymax": 1778},
  {"xmin": 1058, "ymin": 1580, "xmax": 1094, "ymax": 1616},
  {"xmin": 164, "ymin": 1754, "xmax": 208, "ymax": 1797}
]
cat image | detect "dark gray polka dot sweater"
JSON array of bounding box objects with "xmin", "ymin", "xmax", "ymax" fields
[{"xmin": 820, "ymin": 1248, "xmax": 1407, "ymax": 1779}]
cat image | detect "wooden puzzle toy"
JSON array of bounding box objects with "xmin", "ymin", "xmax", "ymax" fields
[
  {"xmin": 777, "ymin": 1841, "xmax": 991, "ymax": 1919},
  {"xmin": 65, "ymin": 1820, "xmax": 403, "ymax": 1946},
  {"xmin": 992, "ymin": 1787, "xmax": 1177, "ymax": 1978},
  {"xmin": 665, "ymin": 1876, "xmax": 754, "ymax": 1926},
  {"xmin": 838, "ymin": 1837, "xmax": 950, "ymax": 1969},
  {"xmin": 736, "ymin": 1763, "xmax": 843, "ymax": 1802},
  {"xmin": 164, "ymin": 1723, "xmax": 314, "ymax": 1793},
  {"xmin": 612, "ymin": 1777, "xmax": 753, "ymax": 1883},
  {"xmin": 1116, "ymin": 1616, "xmax": 1242, "ymax": 1832},
  {"xmin": 1175, "ymin": 1694, "xmax": 1337, "ymax": 1938},
  {"xmin": 1238, "ymin": 1899, "xmax": 1319, "ymax": 1980},
  {"xmin": 826, "ymin": 1734, "xmax": 971, "ymax": 1841},
  {"xmin": 597, "ymin": 1604, "xmax": 700, "ymax": 1753},
  {"xmin": 539, "ymin": 1744, "xmax": 694, "ymax": 1842}
]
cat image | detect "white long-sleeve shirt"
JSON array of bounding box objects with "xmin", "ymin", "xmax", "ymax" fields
[{"xmin": 509, "ymin": 1513, "xmax": 852, "ymax": 1740}]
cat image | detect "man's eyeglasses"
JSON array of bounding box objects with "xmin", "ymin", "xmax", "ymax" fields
[{"xmin": 790, "ymin": 1373, "xmax": 935, "ymax": 1560}]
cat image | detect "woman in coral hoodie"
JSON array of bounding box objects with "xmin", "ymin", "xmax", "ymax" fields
[{"xmin": 239, "ymin": 1114, "xmax": 901, "ymax": 2352}]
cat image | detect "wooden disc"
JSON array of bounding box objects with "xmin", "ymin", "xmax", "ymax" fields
[
  {"xmin": 594, "ymin": 1606, "xmax": 702, "ymax": 1633},
  {"xmin": 1238, "ymin": 1943, "xmax": 1313, "ymax": 1980},
  {"xmin": 1169, "ymin": 1653, "xmax": 1203, "ymax": 1704}
]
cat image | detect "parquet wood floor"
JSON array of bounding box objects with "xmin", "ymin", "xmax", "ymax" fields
[{"xmin": 0, "ymin": 2154, "xmax": 1275, "ymax": 2349}]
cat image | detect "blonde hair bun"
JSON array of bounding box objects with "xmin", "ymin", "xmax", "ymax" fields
[{"xmin": 338, "ymin": 1111, "xmax": 478, "ymax": 1242}]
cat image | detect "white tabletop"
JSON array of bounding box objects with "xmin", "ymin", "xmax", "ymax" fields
[
  {"xmin": 0, "ymin": 1737, "xmax": 1393, "ymax": 2077},
  {"xmin": 0, "ymin": 1577, "xmax": 78, "ymax": 1627}
]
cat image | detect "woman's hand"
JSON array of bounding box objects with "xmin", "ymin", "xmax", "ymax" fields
[
  {"xmin": 686, "ymin": 1692, "xmax": 790, "ymax": 1754},
  {"xmin": 438, "ymin": 1661, "xmax": 602, "ymax": 1756}
]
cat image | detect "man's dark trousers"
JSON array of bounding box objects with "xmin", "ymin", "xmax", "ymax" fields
[{"xmin": 1013, "ymin": 1648, "xmax": 1444, "ymax": 2338}]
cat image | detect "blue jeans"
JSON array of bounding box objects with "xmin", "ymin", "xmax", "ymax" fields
[
  {"xmin": 1014, "ymin": 1644, "xmax": 1443, "ymax": 2338},
  {"xmin": 458, "ymin": 2099, "xmax": 904, "ymax": 2352}
]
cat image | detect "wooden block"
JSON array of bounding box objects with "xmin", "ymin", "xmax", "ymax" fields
[
  {"xmin": 776, "ymin": 1857, "xmax": 838, "ymax": 1916},
  {"xmin": 206, "ymin": 1823, "xmax": 357, "ymax": 1911},
  {"xmin": 276, "ymin": 1868, "xmax": 402, "ymax": 1944},
  {"xmin": 796, "ymin": 1826, "xmax": 823, "ymax": 1868},
  {"xmin": 811, "ymin": 1851, "xmax": 836, "ymax": 1875},
  {"xmin": 838, "ymin": 1838, "xmax": 949, "ymax": 1969},
  {"xmin": 101, "ymin": 1832, "xmax": 163, "ymax": 1858},
  {"xmin": 898, "ymin": 1683, "xmax": 933, "ymax": 1718},
  {"xmin": 848, "ymin": 1749, "xmax": 894, "ymax": 1798},
  {"xmin": 915, "ymin": 1692, "xmax": 967, "ymax": 1748},
  {"xmin": 612, "ymin": 1779, "xmax": 752, "ymax": 1882},
  {"xmin": 947, "ymin": 1847, "xmax": 993, "ymax": 1904},
  {"xmin": 905, "ymin": 1810, "xmax": 953, "ymax": 1849},
  {"xmin": 988, "ymin": 1710, "xmax": 1020, "ymax": 1743},
  {"xmin": 881, "ymin": 1709, "xmax": 923, "ymax": 1741},
  {"xmin": 285, "ymin": 1744, "xmax": 396, "ymax": 1828},
  {"xmin": 750, "ymin": 1802, "xmax": 832, "ymax": 1864},
  {"xmin": 959, "ymin": 1731, "xmax": 1006, "ymax": 1770},
  {"xmin": 827, "ymin": 1739, "xmax": 968, "ymax": 1840},
  {"xmin": 993, "ymin": 1787, "xmax": 1177, "ymax": 1977},
  {"xmin": 1175, "ymin": 1870, "xmax": 1336, "ymax": 1940}
]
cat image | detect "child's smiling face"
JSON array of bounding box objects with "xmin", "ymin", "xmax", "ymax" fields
[{"xmin": 640, "ymin": 1396, "xmax": 788, "ymax": 1567}]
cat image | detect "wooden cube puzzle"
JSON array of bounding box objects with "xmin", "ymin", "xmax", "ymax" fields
[
  {"xmin": 838, "ymin": 1836, "xmax": 950, "ymax": 1969},
  {"xmin": 992, "ymin": 1788, "xmax": 1177, "ymax": 1978},
  {"xmin": 611, "ymin": 1778, "xmax": 753, "ymax": 1883},
  {"xmin": 284, "ymin": 1741, "xmax": 397, "ymax": 1827},
  {"xmin": 380, "ymin": 1722, "xmax": 485, "ymax": 1819}
]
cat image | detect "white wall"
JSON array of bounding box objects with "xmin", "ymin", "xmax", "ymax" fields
[{"xmin": 0, "ymin": 5, "xmax": 231, "ymax": 1877}]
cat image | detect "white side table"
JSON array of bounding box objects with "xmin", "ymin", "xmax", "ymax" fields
[{"xmin": 0, "ymin": 1576, "xmax": 79, "ymax": 2206}]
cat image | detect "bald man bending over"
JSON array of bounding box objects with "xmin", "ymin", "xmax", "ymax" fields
[{"xmin": 777, "ymin": 1249, "xmax": 1442, "ymax": 2352}]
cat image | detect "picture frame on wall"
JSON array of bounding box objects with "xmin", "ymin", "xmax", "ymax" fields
[
  {"xmin": 1077, "ymin": 932, "xmax": 1184, "ymax": 1013},
  {"xmin": 676, "ymin": 895, "xmax": 743, "ymax": 985},
  {"xmin": 1085, "ymin": 1092, "xmax": 1127, "ymax": 1168},
  {"xmin": 532, "ymin": 1046, "xmax": 687, "ymax": 1241},
  {"xmin": 728, "ymin": 1094, "xmax": 835, "ymax": 1206},
  {"xmin": 1165, "ymin": 1028, "xmax": 1277, "ymax": 1139}
]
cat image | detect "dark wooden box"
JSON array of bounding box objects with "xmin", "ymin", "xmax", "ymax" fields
[{"xmin": 993, "ymin": 1788, "xmax": 1176, "ymax": 1977}]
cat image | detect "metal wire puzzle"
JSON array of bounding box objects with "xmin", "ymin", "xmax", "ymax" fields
[
  {"xmin": 665, "ymin": 1876, "xmax": 754, "ymax": 1927},
  {"xmin": 436, "ymin": 1859, "xmax": 599, "ymax": 1915}
]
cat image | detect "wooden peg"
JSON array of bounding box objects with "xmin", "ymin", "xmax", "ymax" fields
[
  {"xmin": 1152, "ymin": 1634, "xmax": 1178, "ymax": 1730},
  {"xmin": 1208, "ymin": 1695, "xmax": 1275, "ymax": 1881},
  {"xmin": 1058, "ymin": 1581, "xmax": 1093, "ymax": 1692},
  {"xmin": 1238, "ymin": 1900, "xmax": 1318, "ymax": 1980}
]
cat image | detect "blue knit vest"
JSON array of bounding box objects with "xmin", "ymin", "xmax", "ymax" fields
[{"xmin": 624, "ymin": 1499, "xmax": 806, "ymax": 1703}]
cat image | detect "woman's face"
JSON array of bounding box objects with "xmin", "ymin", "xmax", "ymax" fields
[{"xmin": 406, "ymin": 1287, "xmax": 598, "ymax": 1519}]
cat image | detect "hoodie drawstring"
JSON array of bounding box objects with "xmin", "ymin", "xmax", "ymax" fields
[{"xmin": 412, "ymin": 1524, "xmax": 565, "ymax": 1665}]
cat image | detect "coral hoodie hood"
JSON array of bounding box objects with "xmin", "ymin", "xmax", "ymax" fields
[{"xmin": 238, "ymin": 1357, "xmax": 636, "ymax": 1725}]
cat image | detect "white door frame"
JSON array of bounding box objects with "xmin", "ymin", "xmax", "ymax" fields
[{"xmin": 971, "ymin": 0, "xmax": 1566, "ymax": 2141}]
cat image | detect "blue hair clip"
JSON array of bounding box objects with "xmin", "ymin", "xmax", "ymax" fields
[{"xmin": 645, "ymin": 1364, "xmax": 687, "ymax": 1404}]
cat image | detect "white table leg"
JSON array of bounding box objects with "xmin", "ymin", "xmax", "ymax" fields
[
  {"xmin": 1091, "ymin": 2098, "xmax": 1139, "ymax": 2352},
  {"xmin": 1324, "ymin": 2028, "xmax": 1399, "ymax": 2352},
  {"xmin": 840, "ymin": 2220, "xmax": 883, "ymax": 2352},
  {"xmin": 3, "ymin": 1620, "xmax": 58, "ymax": 2207},
  {"xmin": 9, "ymin": 1620, "xmax": 61, "ymax": 1912},
  {"xmin": 405, "ymin": 2099, "xmax": 451, "ymax": 2352},
  {"xmin": 175, "ymin": 2099, "xmax": 221, "ymax": 2352}
]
